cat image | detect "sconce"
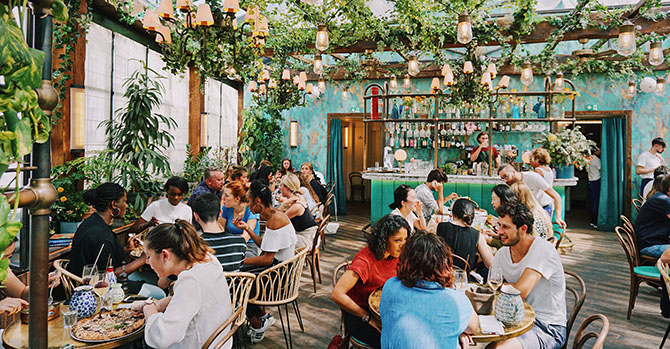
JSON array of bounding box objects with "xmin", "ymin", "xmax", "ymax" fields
[
  {"xmin": 70, "ymin": 84, "xmax": 85, "ymax": 151},
  {"xmin": 200, "ymin": 112, "xmax": 208, "ymax": 148},
  {"xmin": 343, "ymin": 126, "xmax": 349, "ymax": 149},
  {"xmin": 289, "ymin": 121, "xmax": 298, "ymax": 147}
]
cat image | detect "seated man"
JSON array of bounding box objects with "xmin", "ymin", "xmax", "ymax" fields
[
  {"xmin": 487, "ymin": 202, "xmax": 566, "ymax": 349},
  {"xmin": 635, "ymin": 176, "xmax": 670, "ymax": 258},
  {"xmin": 192, "ymin": 193, "xmax": 246, "ymax": 272},
  {"xmin": 643, "ymin": 165, "xmax": 669, "ymax": 199},
  {"xmin": 498, "ymin": 163, "xmax": 567, "ymax": 229},
  {"xmin": 415, "ymin": 168, "xmax": 458, "ymax": 221}
]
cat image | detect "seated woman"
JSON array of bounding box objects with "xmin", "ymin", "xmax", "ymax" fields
[
  {"xmin": 278, "ymin": 158, "xmax": 294, "ymax": 176},
  {"xmin": 132, "ymin": 220, "xmax": 233, "ymax": 349},
  {"xmin": 234, "ymin": 181, "xmax": 297, "ymax": 344},
  {"xmin": 229, "ymin": 165, "xmax": 249, "ymax": 188},
  {"xmin": 388, "ymin": 184, "xmax": 426, "ymax": 232},
  {"xmin": 299, "ymin": 172, "xmax": 321, "ymax": 219},
  {"xmin": 68, "ymin": 183, "xmax": 146, "ymax": 280},
  {"xmin": 219, "ymin": 181, "xmax": 259, "ymax": 257},
  {"xmin": 300, "ymin": 162, "xmax": 327, "ymax": 204},
  {"xmin": 436, "ymin": 199, "xmax": 494, "ymax": 271},
  {"xmin": 129, "ymin": 176, "xmax": 192, "ymax": 233},
  {"xmin": 485, "ymin": 184, "xmax": 521, "ymax": 248},
  {"xmin": 511, "ymin": 182, "xmax": 553, "ymax": 239},
  {"xmin": 278, "ymin": 173, "xmax": 318, "ymax": 249},
  {"xmin": 331, "ymin": 214, "xmax": 410, "ymax": 348},
  {"xmin": 380, "ymin": 231, "xmax": 479, "ymax": 349}
]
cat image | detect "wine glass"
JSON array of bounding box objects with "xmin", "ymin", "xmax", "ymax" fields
[
  {"xmin": 488, "ymin": 266, "xmax": 503, "ymax": 293},
  {"xmin": 82, "ymin": 264, "xmax": 97, "ymax": 285},
  {"xmin": 92, "ymin": 271, "xmax": 109, "ymax": 297},
  {"xmin": 454, "ymin": 269, "xmax": 468, "ymax": 291}
]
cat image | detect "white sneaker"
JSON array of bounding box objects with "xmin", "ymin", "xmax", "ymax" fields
[{"xmin": 247, "ymin": 316, "xmax": 275, "ymax": 344}]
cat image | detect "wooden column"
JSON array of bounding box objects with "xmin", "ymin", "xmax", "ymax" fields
[
  {"xmin": 51, "ymin": 0, "xmax": 87, "ymax": 166},
  {"xmin": 237, "ymin": 81, "xmax": 244, "ymax": 162},
  {"xmin": 188, "ymin": 64, "xmax": 204, "ymax": 157}
]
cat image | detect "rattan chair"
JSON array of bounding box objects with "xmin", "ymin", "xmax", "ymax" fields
[
  {"xmin": 571, "ymin": 314, "xmax": 610, "ymax": 348},
  {"xmin": 53, "ymin": 259, "xmax": 83, "ymax": 299},
  {"xmin": 614, "ymin": 226, "xmax": 660, "ymax": 319},
  {"xmin": 248, "ymin": 247, "xmax": 308, "ymax": 349},
  {"xmin": 563, "ymin": 270, "xmax": 586, "ymax": 349},
  {"xmin": 202, "ymin": 272, "xmax": 255, "ymax": 349},
  {"xmin": 657, "ymin": 259, "xmax": 670, "ymax": 348},
  {"xmin": 305, "ymin": 214, "xmax": 330, "ymax": 293}
]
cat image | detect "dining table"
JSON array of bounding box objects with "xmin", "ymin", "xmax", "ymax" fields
[
  {"xmin": 368, "ymin": 287, "xmax": 536, "ymax": 344},
  {"xmin": 2, "ymin": 302, "xmax": 143, "ymax": 349}
]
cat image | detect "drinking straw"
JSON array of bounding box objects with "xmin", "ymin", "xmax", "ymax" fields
[{"xmin": 91, "ymin": 244, "xmax": 105, "ymax": 276}]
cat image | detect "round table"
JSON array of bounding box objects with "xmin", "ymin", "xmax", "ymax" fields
[
  {"xmin": 2, "ymin": 303, "xmax": 143, "ymax": 349},
  {"xmin": 368, "ymin": 288, "xmax": 535, "ymax": 344}
]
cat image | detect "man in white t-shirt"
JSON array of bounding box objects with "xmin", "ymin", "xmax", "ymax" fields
[
  {"xmin": 637, "ymin": 137, "xmax": 666, "ymax": 194},
  {"xmin": 498, "ymin": 164, "xmax": 567, "ymax": 229},
  {"xmin": 488, "ymin": 202, "xmax": 566, "ymax": 349},
  {"xmin": 587, "ymin": 148, "xmax": 601, "ymax": 228},
  {"xmin": 415, "ymin": 168, "xmax": 458, "ymax": 220}
]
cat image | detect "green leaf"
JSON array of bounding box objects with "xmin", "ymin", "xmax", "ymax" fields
[{"xmin": 52, "ymin": 0, "xmax": 69, "ymax": 22}]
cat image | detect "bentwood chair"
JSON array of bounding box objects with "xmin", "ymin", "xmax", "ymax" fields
[
  {"xmin": 614, "ymin": 226, "xmax": 661, "ymax": 319},
  {"xmin": 202, "ymin": 272, "xmax": 255, "ymax": 349},
  {"xmin": 53, "ymin": 259, "xmax": 83, "ymax": 299},
  {"xmin": 563, "ymin": 270, "xmax": 586, "ymax": 349},
  {"xmin": 349, "ymin": 172, "xmax": 365, "ymax": 201},
  {"xmin": 248, "ymin": 247, "xmax": 308, "ymax": 349},
  {"xmin": 657, "ymin": 259, "xmax": 670, "ymax": 348},
  {"xmin": 305, "ymin": 214, "xmax": 330, "ymax": 293},
  {"xmin": 332, "ymin": 261, "xmax": 375, "ymax": 349},
  {"xmin": 452, "ymin": 254, "xmax": 470, "ymax": 274},
  {"xmin": 632, "ymin": 198, "xmax": 643, "ymax": 213},
  {"xmin": 571, "ymin": 314, "xmax": 610, "ymax": 348},
  {"xmin": 620, "ymin": 214, "xmax": 658, "ymax": 266}
]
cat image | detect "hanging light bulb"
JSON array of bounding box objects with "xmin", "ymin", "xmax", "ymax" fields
[
  {"xmin": 342, "ymin": 89, "xmax": 348, "ymax": 99},
  {"xmin": 430, "ymin": 77, "xmax": 440, "ymax": 93},
  {"xmin": 520, "ymin": 61, "xmax": 534, "ymax": 86},
  {"xmin": 497, "ymin": 75, "xmax": 510, "ymax": 89},
  {"xmin": 248, "ymin": 81, "xmax": 258, "ymax": 92},
  {"xmin": 388, "ymin": 75, "xmax": 397, "ymax": 90},
  {"xmin": 463, "ymin": 61, "xmax": 473, "ymax": 74},
  {"xmin": 554, "ymin": 72, "xmax": 565, "ymax": 91},
  {"xmin": 487, "ymin": 63, "xmax": 497, "ymax": 79},
  {"xmin": 407, "ymin": 55, "xmax": 420, "ymax": 76},
  {"xmin": 457, "ymin": 13, "xmax": 473, "ymax": 45},
  {"xmin": 626, "ymin": 81, "xmax": 637, "ymax": 97},
  {"xmin": 616, "ymin": 20, "xmax": 636, "ymax": 57},
  {"xmin": 402, "ymin": 74, "xmax": 411, "ymax": 89},
  {"xmin": 315, "ymin": 24, "xmax": 329, "ymax": 52},
  {"xmin": 649, "ymin": 42, "xmax": 664, "ymax": 66},
  {"xmin": 655, "ymin": 77, "xmax": 666, "ymax": 96},
  {"xmin": 194, "ymin": 4, "xmax": 214, "ymax": 26},
  {"xmin": 313, "ymin": 54, "xmax": 323, "ymax": 75},
  {"xmin": 318, "ymin": 77, "xmax": 326, "ymax": 92},
  {"xmin": 481, "ymin": 72, "xmax": 492, "ymax": 86},
  {"xmin": 258, "ymin": 83, "xmax": 267, "ymax": 95}
]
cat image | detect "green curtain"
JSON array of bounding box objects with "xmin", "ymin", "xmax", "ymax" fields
[
  {"xmin": 327, "ymin": 119, "xmax": 347, "ymax": 215},
  {"xmin": 597, "ymin": 118, "xmax": 626, "ymax": 231}
]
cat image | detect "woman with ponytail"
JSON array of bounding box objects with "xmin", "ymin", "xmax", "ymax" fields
[
  {"xmin": 68, "ymin": 183, "xmax": 147, "ymax": 278},
  {"xmin": 132, "ymin": 220, "xmax": 233, "ymax": 349},
  {"xmin": 436, "ymin": 199, "xmax": 494, "ymax": 271}
]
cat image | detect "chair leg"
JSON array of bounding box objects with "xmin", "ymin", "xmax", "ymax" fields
[
  {"xmin": 292, "ymin": 300, "xmax": 304, "ymax": 333},
  {"xmin": 310, "ymin": 256, "xmax": 318, "ymax": 293},
  {"xmin": 316, "ymin": 253, "xmax": 322, "ymax": 284},
  {"xmin": 285, "ymin": 304, "xmax": 293, "ymax": 349},
  {"xmin": 277, "ymin": 305, "xmax": 290, "ymax": 349},
  {"xmin": 627, "ymin": 276, "xmax": 636, "ymax": 320},
  {"xmin": 661, "ymin": 321, "xmax": 670, "ymax": 348}
]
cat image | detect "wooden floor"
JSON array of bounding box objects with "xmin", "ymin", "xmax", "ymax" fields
[{"xmin": 254, "ymin": 203, "xmax": 668, "ymax": 348}]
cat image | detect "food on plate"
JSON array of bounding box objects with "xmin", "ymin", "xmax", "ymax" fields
[{"xmin": 71, "ymin": 309, "xmax": 144, "ymax": 341}]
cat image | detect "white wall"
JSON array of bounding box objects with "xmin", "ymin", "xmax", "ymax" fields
[{"xmin": 204, "ymin": 78, "xmax": 239, "ymax": 153}]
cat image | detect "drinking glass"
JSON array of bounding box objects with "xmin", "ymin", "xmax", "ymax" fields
[
  {"xmin": 453, "ymin": 269, "xmax": 468, "ymax": 291},
  {"xmin": 100, "ymin": 293, "xmax": 113, "ymax": 311},
  {"xmin": 488, "ymin": 266, "xmax": 503, "ymax": 293},
  {"xmin": 92, "ymin": 272, "xmax": 109, "ymax": 298},
  {"xmin": 82, "ymin": 264, "xmax": 97, "ymax": 285},
  {"xmin": 62, "ymin": 306, "xmax": 77, "ymax": 329}
]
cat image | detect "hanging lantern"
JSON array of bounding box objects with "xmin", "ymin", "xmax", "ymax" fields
[
  {"xmin": 463, "ymin": 61, "xmax": 473, "ymax": 74},
  {"xmin": 268, "ymin": 78, "xmax": 277, "ymax": 89},
  {"xmin": 430, "ymin": 77, "xmax": 440, "ymax": 93},
  {"xmin": 157, "ymin": 0, "xmax": 174, "ymax": 19},
  {"xmin": 389, "ymin": 75, "xmax": 398, "ymax": 90},
  {"xmin": 443, "ymin": 71, "xmax": 454, "ymax": 86},
  {"xmin": 315, "ymin": 24, "xmax": 329, "ymax": 52},
  {"xmin": 194, "ymin": 4, "xmax": 214, "ymax": 26},
  {"xmin": 626, "ymin": 81, "xmax": 637, "ymax": 97},
  {"xmin": 520, "ymin": 61, "xmax": 534, "ymax": 86},
  {"xmin": 342, "ymin": 88, "xmax": 348, "ymax": 99},
  {"xmin": 655, "ymin": 77, "xmax": 666, "ymax": 96},
  {"xmin": 441, "ymin": 64, "xmax": 451, "ymax": 76},
  {"xmin": 408, "ymin": 55, "xmax": 420, "ymax": 76},
  {"xmin": 402, "ymin": 74, "xmax": 411, "ymax": 89},
  {"xmin": 142, "ymin": 9, "xmax": 161, "ymax": 31},
  {"xmin": 481, "ymin": 72, "xmax": 492, "ymax": 86},
  {"xmin": 498, "ymin": 75, "xmax": 510, "ymax": 89},
  {"xmin": 616, "ymin": 20, "xmax": 636, "ymax": 57},
  {"xmin": 222, "ymin": 0, "xmax": 240, "ymax": 14},
  {"xmin": 249, "ymin": 81, "xmax": 258, "ymax": 92},
  {"xmin": 282, "ymin": 69, "xmax": 291, "ymax": 81},
  {"xmin": 554, "ymin": 72, "xmax": 565, "ymax": 91},
  {"xmin": 155, "ymin": 26, "xmax": 172, "ymax": 44},
  {"xmin": 486, "ymin": 63, "xmax": 497, "ymax": 79},
  {"xmin": 318, "ymin": 77, "xmax": 326, "ymax": 92},
  {"xmin": 457, "ymin": 13, "xmax": 473, "ymax": 45},
  {"xmin": 298, "ymin": 72, "xmax": 307, "ymax": 90},
  {"xmin": 313, "ymin": 54, "xmax": 323, "ymax": 75},
  {"xmin": 175, "ymin": 0, "xmax": 192, "ymax": 11},
  {"xmin": 649, "ymin": 42, "xmax": 664, "ymax": 66}
]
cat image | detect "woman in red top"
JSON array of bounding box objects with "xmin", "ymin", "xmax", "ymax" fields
[{"xmin": 331, "ymin": 214, "xmax": 410, "ymax": 348}]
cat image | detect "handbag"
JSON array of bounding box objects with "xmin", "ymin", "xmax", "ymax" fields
[{"xmin": 327, "ymin": 334, "xmax": 348, "ymax": 349}]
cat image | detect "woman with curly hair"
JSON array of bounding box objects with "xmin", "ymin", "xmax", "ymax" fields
[
  {"xmin": 331, "ymin": 214, "xmax": 410, "ymax": 348},
  {"xmin": 530, "ymin": 148, "xmax": 554, "ymax": 186},
  {"xmin": 379, "ymin": 231, "xmax": 478, "ymax": 349}
]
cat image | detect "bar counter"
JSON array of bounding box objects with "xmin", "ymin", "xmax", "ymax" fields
[{"xmin": 362, "ymin": 171, "xmax": 578, "ymax": 223}]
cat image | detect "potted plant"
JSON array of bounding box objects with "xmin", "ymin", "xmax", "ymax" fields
[
  {"xmin": 534, "ymin": 126, "xmax": 595, "ymax": 178},
  {"xmin": 51, "ymin": 175, "xmax": 90, "ymax": 234}
]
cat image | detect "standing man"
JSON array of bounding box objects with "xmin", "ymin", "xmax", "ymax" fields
[
  {"xmin": 498, "ymin": 164, "xmax": 567, "ymax": 229},
  {"xmin": 415, "ymin": 169, "xmax": 458, "ymax": 221},
  {"xmin": 487, "ymin": 202, "xmax": 567, "ymax": 349},
  {"xmin": 637, "ymin": 137, "xmax": 666, "ymax": 195},
  {"xmin": 470, "ymin": 132, "xmax": 501, "ymax": 168},
  {"xmin": 587, "ymin": 147, "xmax": 601, "ymax": 229}
]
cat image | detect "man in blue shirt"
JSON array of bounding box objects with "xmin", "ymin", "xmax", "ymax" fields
[
  {"xmin": 187, "ymin": 168, "xmax": 225, "ymax": 230},
  {"xmin": 635, "ymin": 175, "xmax": 670, "ymax": 258}
]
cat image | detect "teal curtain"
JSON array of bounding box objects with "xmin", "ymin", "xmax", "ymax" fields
[
  {"xmin": 597, "ymin": 118, "xmax": 626, "ymax": 231},
  {"xmin": 328, "ymin": 119, "xmax": 347, "ymax": 215}
]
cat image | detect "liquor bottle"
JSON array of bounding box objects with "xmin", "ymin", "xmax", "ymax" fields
[{"xmin": 441, "ymin": 131, "xmax": 446, "ymax": 148}]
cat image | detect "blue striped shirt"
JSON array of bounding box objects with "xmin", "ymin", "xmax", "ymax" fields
[{"xmin": 201, "ymin": 232, "xmax": 246, "ymax": 272}]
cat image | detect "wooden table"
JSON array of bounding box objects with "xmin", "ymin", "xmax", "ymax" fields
[
  {"xmin": 2, "ymin": 303, "xmax": 143, "ymax": 348},
  {"xmin": 368, "ymin": 288, "xmax": 535, "ymax": 344}
]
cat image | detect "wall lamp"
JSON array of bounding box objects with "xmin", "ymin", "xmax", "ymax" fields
[
  {"xmin": 70, "ymin": 84, "xmax": 85, "ymax": 152},
  {"xmin": 289, "ymin": 121, "xmax": 298, "ymax": 147}
]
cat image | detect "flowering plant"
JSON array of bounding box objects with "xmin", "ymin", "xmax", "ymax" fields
[
  {"xmin": 50, "ymin": 159, "xmax": 94, "ymax": 223},
  {"xmin": 553, "ymin": 88, "xmax": 581, "ymax": 104},
  {"xmin": 534, "ymin": 126, "xmax": 595, "ymax": 170}
]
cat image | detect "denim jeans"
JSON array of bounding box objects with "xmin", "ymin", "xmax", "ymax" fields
[{"xmin": 640, "ymin": 244, "xmax": 670, "ymax": 258}]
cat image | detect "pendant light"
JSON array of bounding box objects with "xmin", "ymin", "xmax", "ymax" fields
[
  {"xmin": 342, "ymin": 88, "xmax": 348, "ymax": 99},
  {"xmin": 222, "ymin": 0, "xmax": 240, "ymax": 14},
  {"xmin": 430, "ymin": 77, "xmax": 440, "ymax": 93},
  {"xmin": 155, "ymin": 26, "xmax": 172, "ymax": 44},
  {"xmin": 282, "ymin": 69, "xmax": 291, "ymax": 81},
  {"xmin": 442, "ymin": 64, "xmax": 454, "ymax": 86},
  {"xmin": 157, "ymin": 0, "xmax": 174, "ymax": 19},
  {"xmin": 655, "ymin": 77, "xmax": 666, "ymax": 96},
  {"xmin": 293, "ymin": 75, "xmax": 300, "ymax": 86},
  {"xmin": 487, "ymin": 63, "xmax": 497, "ymax": 79},
  {"xmin": 194, "ymin": 4, "xmax": 214, "ymax": 26},
  {"xmin": 142, "ymin": 9, "xmax": 161, "ymax": 31},
  {"xmin": 306, "ymin": 83, "xmax": 313, "ymax": 95},
  {"xmin": 313, "ymin": 54, "xmax": 323, "ymax": 75},
  {"xmin": 248, "ymin": 81, "xmax": 258, "ymax": 92},
  {"xmin": 318, "ymin": 77, "xmax": 326, "ymax": 92},
  {"xmin": 616, "ymin": 20, "xmax": 636, "ymax": 57},
  {"xmin": 649, "ymin": 42, "xmax": 664, "ymax": 66},
  {"xmin": 520, "ymin": 61, "xmax": 534, "ymax": 86},
  {"xmin": 441, "ymin": 64, "xmax": 452, "ymax": 76},
  {"xmin": 315, "ymin": 24, "xmax": 329, "ymax": 52},
  {"xmin": 554, "ymin": 72, "xmax": 565, "ymax": 91},
  {"xmin": 268, "ymin": 78, "xmax": 277, "ymax": 89},
  {"xmin": 463, "ymin": 61, "xmax": 473, "ymax": 74},
  {"xmin": 480, "ymin": 72, "xmax": 491, "ymax": 86},
  {"xmin": 402, "ymin": 74, "xmax": 411, "ymax": 89},
  {"xmin": 389, "ymin": 75, "xmax": 398, "ymax": 90},
  {"xmin": 261, "ymin": 69, "xmax": 270, "ymax": 82},
  {"xmin": 298, "ymin": 72, "xmax": 307, "ymax": 90},
  {"xmin": 176, "ymin": 0, "xmax": 192, "ymax": 12},
  {"xmin": 457, "ymin": 13, "xmax": 473, "ymax": 45},
  {"xmin": 497, "ymin": 75, "xmax": 510, "ymax": 89},
  {"xmin": 626, "ymin": 81, "xmax": 636, "ymax": 97},
  {"xmin": 408, "ymin": 55, "xmax": 420, "ymax": 76}
]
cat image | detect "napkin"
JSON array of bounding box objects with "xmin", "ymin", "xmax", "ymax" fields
[
  {"xmin": 116, "ymin": 303, "xmax": 132, "ymax": 309},
  {"xmin": 479, "ymin": 315, "xmax": 505, "ymax": 335}
]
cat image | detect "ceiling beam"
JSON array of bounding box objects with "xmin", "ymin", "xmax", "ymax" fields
[{"xmin": 591, "ymin": 0, "xmax": 650, "ymax": 51}]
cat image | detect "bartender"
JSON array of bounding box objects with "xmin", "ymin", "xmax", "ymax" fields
[{"xmin": 469, "ymin": 132, "xmax": 500, "ymax": 168}]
